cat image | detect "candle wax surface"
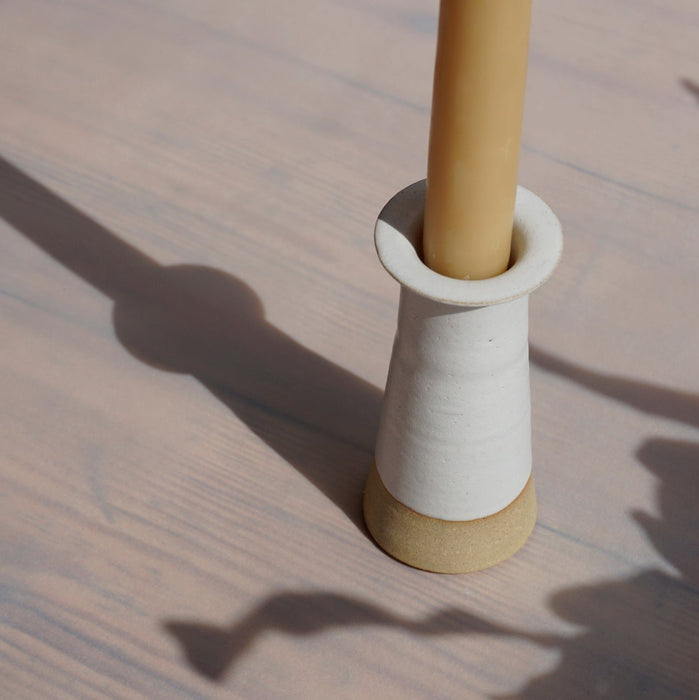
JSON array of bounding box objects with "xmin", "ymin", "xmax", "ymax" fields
[{"xmin": 423, "ymin": 0, "xmax": 532, "ymax": 280}]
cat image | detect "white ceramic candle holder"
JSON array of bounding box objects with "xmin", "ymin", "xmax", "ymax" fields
[{"xmin": 363, "ymin": 180, "xmax": 562, "ymax": 573}]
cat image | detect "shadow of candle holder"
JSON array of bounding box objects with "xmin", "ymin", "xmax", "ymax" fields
[{"xmin": 0, "ymin": 154, "xmax": 381, "ymax": 528}]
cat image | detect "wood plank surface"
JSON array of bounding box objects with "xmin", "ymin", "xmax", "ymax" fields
[{"xmin": 1, "ymin": 1, "xmax": 697, "ymax": 697}]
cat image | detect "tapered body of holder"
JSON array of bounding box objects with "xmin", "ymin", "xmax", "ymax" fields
[{"xmin": 364, "ymin": 180, "xmax": 562, "ymax": 573}]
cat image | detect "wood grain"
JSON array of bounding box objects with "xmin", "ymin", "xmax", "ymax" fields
[{"xmin": 1, "ymin": 1, "xmax": 697, "ymax": 697}]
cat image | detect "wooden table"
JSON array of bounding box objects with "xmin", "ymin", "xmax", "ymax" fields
[{"xmin": 2, "ymin": 1, "xmax": 697, "ymax": 697}]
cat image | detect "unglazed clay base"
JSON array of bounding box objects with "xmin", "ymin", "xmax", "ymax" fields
[{"xmin": 363, "ymin": 462, "xmax": 537, "ymax": 574}]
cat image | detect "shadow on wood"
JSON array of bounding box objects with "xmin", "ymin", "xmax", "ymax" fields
[
  {"xmin": 680, "ymin": 77, "xmax": 699, "ymax": 105},
  {"xmin": 164, "ymin": 592, "xmax": 544, "ymax": 682},
  {"xmin": 496, "ymin": 436, "xmax": 699, "ymax": 699},
  {"xmin": 513, "ymin": 347, "xmax": 699, "ymax": 698},
  {"xmin": 167, "ymin": 350, "xmax": 698, "ymax": 695},
  {"xmin": 164, "ymin": 435, "xmax": 698, "ymax": 696},
  {"xmin": 4, "ymin": 153, "xmax": 697, "ymax": 696},
  {"xmin": 0, "ymin": 154, "xmax": 381, "ymax": 528},
  {"xmin": 530, "ymin": 345, "xmax": 699, "ymax": 429}
]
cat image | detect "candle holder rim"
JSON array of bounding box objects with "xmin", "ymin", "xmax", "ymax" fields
[{"xmin": 374, "ymin": 180, "xmax": 562, "ymax": 306}]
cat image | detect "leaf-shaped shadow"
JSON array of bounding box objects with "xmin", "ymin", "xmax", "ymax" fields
[{"xmin": 164, "ymin": 592, "xmax": 549, "ymax": 682}]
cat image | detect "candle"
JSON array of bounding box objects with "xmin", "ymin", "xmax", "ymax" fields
[{"xmin": 423, "ymin": 0, "xmax": 532, "ymax": 280}]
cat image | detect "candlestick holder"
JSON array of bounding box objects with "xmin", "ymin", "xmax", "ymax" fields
[{"xmin": 363, "ymin": 180, "xmax": 562, "ymax": 573}]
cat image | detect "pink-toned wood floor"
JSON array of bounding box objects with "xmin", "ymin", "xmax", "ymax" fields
[{"xmin": 1, "ymin": 1, "xmax": 697, "ymax": 697}]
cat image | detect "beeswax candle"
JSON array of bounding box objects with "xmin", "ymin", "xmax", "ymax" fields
[{"xmin": 423, "ymin": 0, "xmax": 532, "ymax": 280}]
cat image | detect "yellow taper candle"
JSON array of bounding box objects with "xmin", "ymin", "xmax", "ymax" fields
[{"xmin": 423, "ymin": 0, "xmax": 532, "ymax": 280}]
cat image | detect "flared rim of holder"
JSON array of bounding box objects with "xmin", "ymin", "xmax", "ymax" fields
[
  {"xmin": 365, "ymin": 180, "xmax": 563, "ymax": 573},
  {"xmin": 375, "ymin": 179, "xmax": 562, "ymax": 305}
]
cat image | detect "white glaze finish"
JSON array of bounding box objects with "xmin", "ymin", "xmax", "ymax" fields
[{"xmin": 374, "ymin": 180, "xmax": 562, "ymax": 521}]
